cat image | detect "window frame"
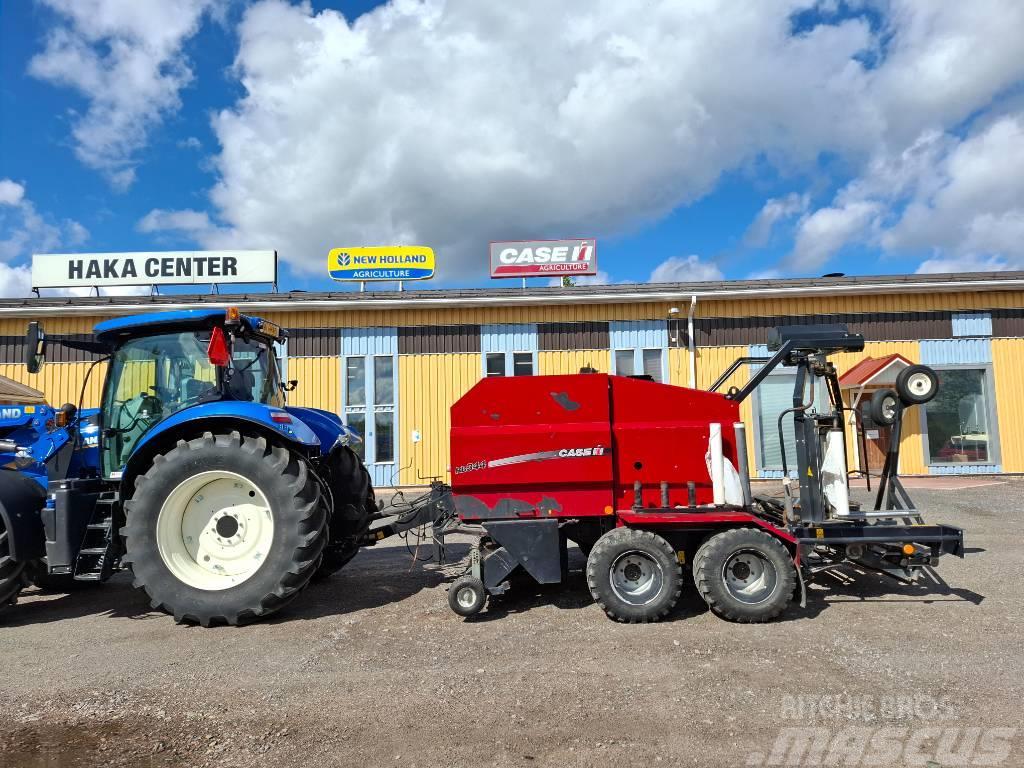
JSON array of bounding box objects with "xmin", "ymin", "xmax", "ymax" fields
[
  {"xmin": 751, "ymin": 367, "xmax": 828, "ymax": 474},
  {"xmin": 611, "ymin": 347, "xmax": 665, "ymax": 382},
  {"xmin": 919, "ymin": 363, "xmax": 1001, "ymax": 467},
  {"xmin": 341, "ymin": 352, "xmax": 398, "ymax": 468},
  {"xmin": 481, "ymin": 350, "xmax": 536, "ymax": 377}
]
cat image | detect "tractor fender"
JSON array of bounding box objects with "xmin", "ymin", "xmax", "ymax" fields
[
  {"xmin": 131, "ymin": 401, "xmax": 321, "ymax": 459},
  {"xmin": 285, "ymin": 406, "xmax": 361, "ymax": 451},
  {"xmin": 120, "ymin": 403, "xmax": 322, "ymax": 494},
  {"xmin": 0, "ymin": 469, "xmax": 46, "ymax": 561}
]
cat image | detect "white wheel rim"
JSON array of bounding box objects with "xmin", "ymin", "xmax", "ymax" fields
[
  {"xmin": 156, "ymin": 470, "xmax": 274, "ymax": 591},
  {"xmin": 907, "ymin": 372, "xmax": 932, "ymax": 397},
  {"xmin": 456, "ymin": 586, "xmax": 478, "ymax": 609}
]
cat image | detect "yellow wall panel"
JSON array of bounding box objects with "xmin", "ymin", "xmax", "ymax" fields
[
  {"xmin": 398, "ymin": 353, "xmax": 480, "ymax": 485},
  {"xmin": 286, "ymin": 357, "xmax": 340, "ymax": 414},
  {"xmin": 0, "ymin": 361, "xmax": 106, "ymax": 409},
  {"xmin": 992, "ymin": 339, "xmax": 1024, "ymax": 473},
  {"xmin": 667, "ymin": 347, "xmax": 691, "ymax": 387},
  {"xmin": 537, "ymin": 350, "xmax": 608, "ymax": 376}
]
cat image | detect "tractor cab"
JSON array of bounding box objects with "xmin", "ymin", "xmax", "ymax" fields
[{"xmin": 93, "ymin": 309, "xmax": 286, "ymax": 477}]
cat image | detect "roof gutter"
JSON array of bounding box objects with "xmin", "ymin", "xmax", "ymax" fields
[{"xmin": 1, "ymin": 277, "xmax": 1023, "ymax": 318}]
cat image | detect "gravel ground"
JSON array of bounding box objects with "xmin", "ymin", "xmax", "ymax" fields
[{"xmin": 1, "ymin": 481, "xmax": 1020, "ymax": 768}]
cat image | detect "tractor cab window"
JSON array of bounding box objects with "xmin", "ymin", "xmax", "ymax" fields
[
  {"xmin": 103, "ymin": 332, "xmax": 220, "ymax": 475},
  {"xmin": 101, "ymin": 330, "xmax": 284, "ymax": 476},
  {"xmin": 227, "ymin": 337, "xmax": 284, "ymax": 407}
]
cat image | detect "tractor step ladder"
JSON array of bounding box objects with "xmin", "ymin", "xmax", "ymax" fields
[{"xmin": 73, "ymin": 495, "xmax": 119, "ymax": 582}]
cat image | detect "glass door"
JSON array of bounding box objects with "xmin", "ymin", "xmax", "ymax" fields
[{"xmin": 343, "ymin": 352, "xmax": 397, "ymax": 486}]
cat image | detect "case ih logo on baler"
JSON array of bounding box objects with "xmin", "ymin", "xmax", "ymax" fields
[{"xmin": 455, "ymin": 446, "xmax": 606, "ymax": 474}]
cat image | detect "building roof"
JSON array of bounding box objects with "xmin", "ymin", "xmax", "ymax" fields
[
  {"xmin": 1, "ymin": 270, "xmax": 1023, "ymax": 318},
  {"xmin": 0, "ymin": 375, "xmax": 46, "ymax": 404},
  {"xmin": 838, "ymin": 354, "xmax": 912, "ymax": 388}
]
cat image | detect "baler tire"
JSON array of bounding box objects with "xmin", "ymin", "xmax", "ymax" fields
[
  {"xmin": 693, "ymin": 528, "xmax": 795, "ymax": 623},
  {"xmin": 122, "ymin": 431, "xmax": 327, "ymax": 626},
  {"xmin": 586, "ymin": 528, "xmax": 682, "ymax": 623},
  {"xmin": 0, "ymin": 516, "xmax": 28, "ymax": 616},
  {"xmin": 448, "ymin": 575, "xmax": 486, "ymax": 617}
]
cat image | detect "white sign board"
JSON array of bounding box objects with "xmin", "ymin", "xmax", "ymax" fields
[{"xmin": 31, "ymin": 251, "xmax": 277, "ymax": 288}]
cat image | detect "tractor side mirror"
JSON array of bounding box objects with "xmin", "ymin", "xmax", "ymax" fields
[{"xmin": 24, "ymin": 321, "xmax": 46, "ymax": 374}]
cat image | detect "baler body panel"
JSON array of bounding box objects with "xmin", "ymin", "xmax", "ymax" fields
[
  {"xmin": 450, "ymin": 374, "xmax": 614, "ymax": 520},
  {"xmin": 607, "ymin": 376, "xmax": 740, "ymax": 510},
  {"xmin": 450, "ymin": 373, "xmax": 740, "ymax": 519}
]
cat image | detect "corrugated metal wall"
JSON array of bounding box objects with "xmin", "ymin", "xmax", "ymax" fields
[
  {"xmin": 538, "ymin": 350, "xmax": 608, "ymax": 375},
  {"xmin": 952, "ymin": 311, "xmax": 993, "ymax": 337},
  {"xmin": 287, "ymin": 358, "xmax": 340, "ymax": 413},
  {"xmin": 480, "ymin": 324, "xmax": 538, "ymax": 352},
  {"xmin": 992, "ymin": 339, "xmax": 1024, "ymax": 473},
  {"xmin": 692, "ymin": 346, "xmax": 756, "ymax": 475},
  {"xmin": 0, "ymin": 362, "xmax": 106, "ymax": 409},
  {"xmin": 398, "ymin": 353, "xmax": 480, "ymax": 484}
]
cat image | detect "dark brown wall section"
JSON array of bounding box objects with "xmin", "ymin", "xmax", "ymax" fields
[
  {"xmin": 0, "ymin": 334, "xmax": 104, "ymax": 364},
  {"xmin": 991, "ymin": 309, "xmax": 1024, "ymax": 337},
  {"xmin": 537, "ymin": 321, "xmax": 610, "ymax": 351},
  {"xmin": 689, "ymin": 311, "xmax": 953, "ymax": 347},
  {"xmin": 398, "ymin": 325, "xmax": 481, "ymax": 354},
  {"xmin": 286, "ymin": 328, "xmax": 340, "ymax": 357}
]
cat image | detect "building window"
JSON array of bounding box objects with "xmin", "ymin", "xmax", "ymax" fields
[
  {"xmin": 484, "ymin": 351, "xmax": 534, "ymax": 377},
  {"xmin": 924, "ymin": 368, "xmax": 997, "ymax": 465},
  {"xmin": 755, "ymin": 372, "xmax": 827, "ymax": 472},
  {"xmin": 613, "ymin": 348, "xmax": 663, "ymax": 382},
  {"xmin": 485, "ymin": 352, "xmax": 506, "ymax": 377},
  {"xmin": 512, "ymin": 352, "xmax": 534, "ymax": 376}
]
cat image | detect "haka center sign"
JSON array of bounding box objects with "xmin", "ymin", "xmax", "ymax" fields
[
  {"xmin": 32, "ymin": 250, "xmax": 277, "ymax": 288},
  {"xmin": 489, "ymin": 239, "xmax": 597, "ymax": 278}
]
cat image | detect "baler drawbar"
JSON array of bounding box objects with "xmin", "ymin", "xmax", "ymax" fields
[{"xmin": 439, "ymin": 324, "xmax": 965, "ymax": 622}]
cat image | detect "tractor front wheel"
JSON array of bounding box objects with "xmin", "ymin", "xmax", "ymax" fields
[
  {"xmin": 123, "ymin": 432, "xmax": 327, "ymax": 626},
  {"xmin": 693, "ymin": 528, "xmax": 795, "ymax": 623},
  {"xmin": 586, "ymin": 528, "xmax": 682, "ymax": 623}
]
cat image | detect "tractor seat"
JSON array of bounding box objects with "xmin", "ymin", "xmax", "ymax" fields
[{"xmin": 227, "ymin": 369, "xmax": 256, "ymax": 402}]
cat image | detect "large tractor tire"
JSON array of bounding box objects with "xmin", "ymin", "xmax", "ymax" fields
[
  {"xmin": 693, "ymin": 528, "xmax": 796, "ymax": 623},
  {"xmin": 313, "ymin": 447, "xmax": 376, "ymax": 580},
  {"xmin": 586, "ymin": 527, "xmax": 682, "ymax": 623},
  {"xmin": 0, "ymin": 515, "xmax": 29, "ymax": 616},
  {"xmin": 122, "ymin": 432, "xmax": 327, "ymax": 626}
]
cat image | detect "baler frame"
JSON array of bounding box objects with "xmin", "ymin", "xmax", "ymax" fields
[{"xmin": 443, "ymin": 324, "xmax": 965, "ymax": 622}]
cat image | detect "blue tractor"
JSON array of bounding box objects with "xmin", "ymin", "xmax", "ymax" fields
[{"xmin": 0, "ymin": 308, "xmax": 379, "ymax": 625}]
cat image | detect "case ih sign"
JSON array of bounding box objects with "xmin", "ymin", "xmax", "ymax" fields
[{"xmin": 489, "ymin": 239, "xmax": 597, "ymax": 278}]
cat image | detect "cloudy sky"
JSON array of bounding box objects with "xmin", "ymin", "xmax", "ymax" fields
[{"xmin": 2, "ymin": 0, "xmax": 1024, "ymax": 296}]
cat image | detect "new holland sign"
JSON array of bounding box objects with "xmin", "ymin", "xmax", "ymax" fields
[
  {"xmin": 327, "ymin": 246, "xmax": 435, "ymax": 281},
  {"xmin": 489, "ymin": 239, "xmax": 597, "ymax": 278},
  {"xmin": 32, "ymin": 250, "xmax": 277, "ymax": 289}
]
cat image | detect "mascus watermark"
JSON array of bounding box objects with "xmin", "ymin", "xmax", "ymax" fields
[
  {"xmin": 746, "ymin": 726, "xmax": 1017, "ymax": 767},
  {"xmin": 746, "ymin": 695, "xmax": 1017, "ymax": 766}
]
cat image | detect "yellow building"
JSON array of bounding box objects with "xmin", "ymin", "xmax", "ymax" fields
[{"xmin": 1, "ymin": 270, "xmax": 1022, "ymax": 485}]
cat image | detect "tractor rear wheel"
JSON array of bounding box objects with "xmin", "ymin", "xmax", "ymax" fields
[
  {"xmin": 123, "ymin": 431, "xmax": 327, "ymax": 626},
  {"xmin": 693, "ymin": 528, "xmax": 795, "ymax": 623},
  {"xmin": 314, "ymin": 448, "xmax": 375, "ymax": 579},
  {"xmin": 586, "ymin": 528, "xmax": 682, "ymax": 623},
  {"xmin": 0, "ymin": 515, "xmax": 28, "ymax": 616}
]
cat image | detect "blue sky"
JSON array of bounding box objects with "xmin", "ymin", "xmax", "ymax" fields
[{"xmin": 2, "ymin": 1, "xmax": 1024, "ymax": 296}]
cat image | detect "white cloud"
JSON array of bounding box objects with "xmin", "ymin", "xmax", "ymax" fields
[
  {"xmin": 0, "ymin": 180, "xmax": 26, "ymax": 207},
  {"xmin": 0, "ymin": 178, "xmax": 91, "ymax": 297},
  {"xmin": 29, "ymin": 0, "xmax": 219, "ymax": 189},
  {"xmin": 135, "ymin": 0, "xmax": 1024, "ymax": 281},
  {"xmin": 177, "ymin": 136, "xmax": 202, "ymax": 150},
  {"xmin": 137, "ymin": 207, "xmax": 220, "ymax": 239},
  {"xmin": 785, "ymin": 111, "xmax": 1024, "ymax": 273},
  {"xmin": 649, "ymin": 255, "xmax": 723, "ymax": 283},
  {"xmin": 787, "ymin": 201, "xmax": 880, "ymax": 271},
  {"xmin": 744, "ymin": 192, "xmax": 809, "ymax": 247}
]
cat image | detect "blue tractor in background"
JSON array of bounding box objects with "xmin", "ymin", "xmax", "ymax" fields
[{"xmin": 0, "ymin": 308, "xmax": 378, "ymax": 625}]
